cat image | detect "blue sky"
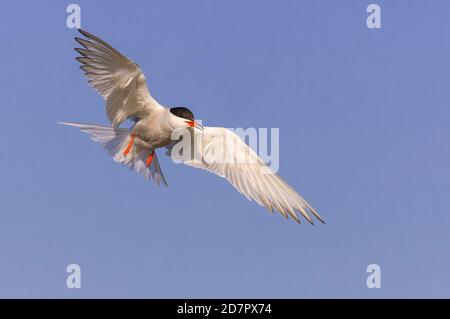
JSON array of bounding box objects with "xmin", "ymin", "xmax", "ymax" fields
[{"xmin": 0, "ymin": 0, "xmax": 449, "ymax": 298}]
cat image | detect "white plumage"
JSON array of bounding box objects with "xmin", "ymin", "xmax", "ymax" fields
[{"xmin": 61, "ymin": 29, "xmax": 324, "ymax": 224}]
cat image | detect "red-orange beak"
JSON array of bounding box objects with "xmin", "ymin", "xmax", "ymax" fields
[{"xmin": 184, "ymin": 120, "xmax": 204, "ymax": 130}]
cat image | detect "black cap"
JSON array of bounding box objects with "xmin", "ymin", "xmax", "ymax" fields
[{"xmin": 169, "ymin": 107, "xmax": 194, "ymax": 121}]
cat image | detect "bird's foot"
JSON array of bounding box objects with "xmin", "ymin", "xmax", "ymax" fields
[
  {"xmin": 122, "ymin": 134, "xmax": 135, "ymax": 157},
  {"xmin": 146, "ymin": 151, "xmax": 155, "ymax": 168}
]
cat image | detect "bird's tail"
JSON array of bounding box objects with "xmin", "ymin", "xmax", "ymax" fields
[{"xmin": 59, "ymin": 122, "xmax": 167, "ymax": 186}]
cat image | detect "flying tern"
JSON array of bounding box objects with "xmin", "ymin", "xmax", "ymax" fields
[{"xmin": 61, "ymin": 29, "xmax": 324, "ymax": 224}]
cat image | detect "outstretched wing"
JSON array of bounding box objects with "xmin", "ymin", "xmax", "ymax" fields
[
  {"xmin": 74, "ymin": 29, "xmax": 163, "ymax": 127},
  {"xmin": 168, "ymin": 127, "xmax": 324, "ymax": 224}
]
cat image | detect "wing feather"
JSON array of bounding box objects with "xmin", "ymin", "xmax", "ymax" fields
[
  {"xmin": 74, "ymin": 29, "xmax": 163, "ymax": 127},
  {"xmin": 169, "ymin": 127, "xmax": 324, "ymax": 224}
]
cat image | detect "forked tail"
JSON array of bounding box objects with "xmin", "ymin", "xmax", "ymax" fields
[{"xmin": 59, "ymin": 122, "xmax": 167, "ymax": 186}]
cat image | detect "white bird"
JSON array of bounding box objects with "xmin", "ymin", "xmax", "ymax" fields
[{"xmin": 61, "ymin": 29, "xmax": 324, "ymax": 225}]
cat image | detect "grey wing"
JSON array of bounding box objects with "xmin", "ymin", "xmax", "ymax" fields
[
  {"xmin": 75, "ymin": 29, "xmax": 163, "ymax": 127},
  {"xmin": 168, "ymin": 127, "xmax": 324, "ymax": 224}
]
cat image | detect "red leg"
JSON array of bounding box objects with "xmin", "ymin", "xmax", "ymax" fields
[
  {"xmin": 122, "ymin": 134, "xmax": 135, "ymax": 157},
  {"xmin": 146, "ymin": 150, "xmax": 155, "ymax": 168}
]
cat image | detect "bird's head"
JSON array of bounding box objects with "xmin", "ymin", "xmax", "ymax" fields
[{"xmin": 169, "ymin": 106, "xmax": 203, "ymax": 130}]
